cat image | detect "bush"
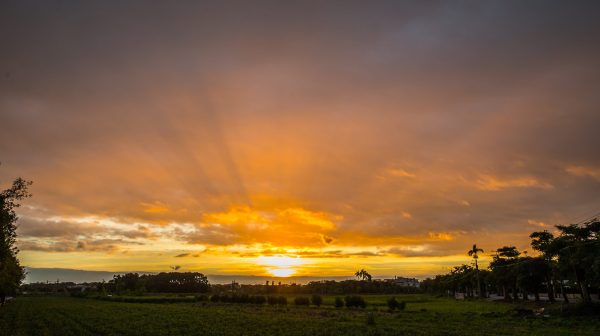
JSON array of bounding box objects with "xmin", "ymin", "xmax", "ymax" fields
[
  {"xmin": 210, "ymin": 294, "xmax": 220, "ymax": 302},
  {"xmin": 252, "ymin": 295, "xmax": 266, "ymax": 305},
  {"xmin": 195, "ymin": 294, "xmax": 209, "ymax": 302},
  {"xmin": 549, "ymin": 302, "xmax": 600, "ymax": 317},
  {"xmin": 387, "ymin": 297, "xmax": 406, "ymax": 311},
  {"xmin": 387, "ymin": 296, "xmax": 398, "ymax": 311},
  {"xmin": 277, "ymin": 296, "xmax": 288, "ymax": 305},
  {"xmin": 238, "ymin": 293, "xmax": 250, "ymax": 303},
  {"xmin": 366, "ymin": 312, "xmax": 376, "ymax": 326},
  {"xmin": 294, "ymin": 297, "xmax": 310, "ymax": 306},
  {"xmin": 267, "ymin": 296, "xmax": 278, "ymax": 306},
  {"xmin": 345, "ymin": 295, "xmax": 366, "ymax": 308},
  {"xmin": 334, "ymin": 297, "xmax": 344, "ymax": 308},
  {"xmin": 311, "ymin": 294, "xmax": 323, "ymax": 307}
]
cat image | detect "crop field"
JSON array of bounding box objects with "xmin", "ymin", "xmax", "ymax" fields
[{"xmin": 0, "ymin": 295, "xmax": 598, "ymax": 336}]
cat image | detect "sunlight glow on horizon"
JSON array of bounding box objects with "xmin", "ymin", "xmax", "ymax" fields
[
  {"xmin": 268, "ymin": 268, "xmax": 296, "ymax": 277},
  {"xmin": 256, "ymin": 255, "xmax": 306, "ymax": 277}
]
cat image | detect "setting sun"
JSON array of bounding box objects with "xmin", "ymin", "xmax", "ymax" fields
[
  {"xmin": 268, "ymin": 268, "xmax": 295, "ymax": 277},
  {"xmin": 256, "ymin": 255, "xmax": 306, "ymax": 277}
]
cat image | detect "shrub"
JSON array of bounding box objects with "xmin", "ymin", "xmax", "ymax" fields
[
  {"xmin": 387, "ymin": 296, "xmax": 399, "ymax": 311},
  {"xmin": 398, "ymin": 300, "xmax": 406, "ymax": 311},
  {"xmin": 334, "ymin": 297, "xmax": 344, "ymax": 308},
  {"xmin": 311, "ymin": 294, "xmax": 323, "ymax": 307},
  {"xmin": 252, "ymin": 295, "xmax": 266, "ymax": 305},
  {"xmin": 196, "ymin": 294, "xmax": 209, "ymax": 302},
  {"xmin": 277, "ymin": 296, "xmax": 288, "ymax": 305},
  {"xmin": 227, "ymin": 293, "xmax": 242, "ymax": 303},
  {"xmin": 345, "ymin": 295, "xmax": 366, "ymax": 308},
  {"xmin": 366, "ymin": 312, "xmax": 376, "ymax": 326},
  {"xmin": 554, "ymin": 302, "xmax": 600, "ymax": 317},
  {"xmin": 267, "ymin": 296, "xmax": 278, "ymax": 305},
  {"xmin": 294, "ymin": 297, "xmax": 310, "ymax": 306},
  {"xmin": 210, "ymin": 294, "xmax": 220, "ymax": 302},
  {"xmin": 239, "ymin": 294, "xmax": 250, "ymax": 303}
]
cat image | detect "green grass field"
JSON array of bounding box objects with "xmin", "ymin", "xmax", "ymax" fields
[{"xmin": 0, "ymin": 295, "xmax": 597, "ymax": 336}]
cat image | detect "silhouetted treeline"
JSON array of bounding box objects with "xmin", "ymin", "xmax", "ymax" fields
[
  {"xmin": 105, "ymin": 272, "xmax": 210, "ymax": 294},
  {"xmin": 21, "ymin": 281, "xmax": 78, "ymax": 294},
  {"xmin": 212, "ymin": 280, "xmax": 421, "ymax": 295},
  {"xmin": 421, "ymin": 219, "xmax": 600, "ymax": 302}
]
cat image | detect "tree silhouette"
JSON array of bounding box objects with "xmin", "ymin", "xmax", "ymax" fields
[
  {"xmin": 0, "ymin": 176, "xmax": 32, "ymax": 305},
  {"xmin": 490, "ymin": 246, "xmax": 521, "ymax": 300},
  {"xmin": 467, "ymin": 244, "xmax": 484, "ymax": 298},
  {"xmin": 552, "ymin": 220, "xmax": 600, "ymax": 303},
  {"xmin": 530, "ymin": 231, "xmax": 557, "ymax": 302},
  {"xmin": 354, "ymin": 269, "xmax": 372, "ymax": 281}
]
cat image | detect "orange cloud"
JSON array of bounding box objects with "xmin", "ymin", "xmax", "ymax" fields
[
  {"xmin": 475, "ymin": 175, "xmax": 553, "ymax": 191},
  {"xmin": 195, "ymin": 205, "xmax": 340, "ymax": 247},
  {"xmin": 566, "ymin": 165, "xmax": 600, "ymax": 181},
  {"xmin": 385, "ymin": 168, "xmax": 416, "ymax": 179},
  {"xmin": 141, "ymin": 202, "xmax": 169, "ymax": 214}
]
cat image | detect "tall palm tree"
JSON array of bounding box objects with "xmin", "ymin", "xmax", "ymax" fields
[
  {"xmin": 468, "ymin": 244, "xmax": 484, "ymax": 298},
  {"xmin": 354, "ymin": 269, "xmax": 372, "ymax": 281}
]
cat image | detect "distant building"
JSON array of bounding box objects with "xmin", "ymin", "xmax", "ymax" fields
[{"xmin": 385, "ymin": 276, "xmax": 420, "ymax": 287}]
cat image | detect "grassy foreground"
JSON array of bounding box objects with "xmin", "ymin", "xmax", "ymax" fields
[{"xmin": 0, "ymin": 295, "xmax": 597, "ymax": 336}]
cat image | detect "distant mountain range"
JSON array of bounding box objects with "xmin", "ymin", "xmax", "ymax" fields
[{"xmin": 23, "ymin": 267, "xmax": 358, "ymax": 284}]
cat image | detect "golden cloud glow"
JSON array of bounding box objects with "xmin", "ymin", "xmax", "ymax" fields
[
  {"xmin": 197, "ymin": 205, "xmax": 339, "ymax": 246},
  {"xmin": 386, "ymin": 168, "xmax": 416, "ymax": 178},
  {"xmin": 255, "ymin": 255, "xmax": 306, "ymax": 277},
  {"xmin": 141, "ymin": 202, "xmax": 169, "ymax": 214},
  {"xmin": 475, "ymin": 175, "xmax": 553, "ymax": 191},
  {"xmin": 566, "ymin": 165, "xmax": 600, "ymax": 181}
]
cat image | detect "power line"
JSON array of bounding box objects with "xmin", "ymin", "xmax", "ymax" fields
[{"xmin": 570, "ymin": 209, "xmax": 600, "ymax": 226}]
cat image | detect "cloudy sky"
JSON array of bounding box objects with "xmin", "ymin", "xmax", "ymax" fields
[{"xmin": 1, "ymin": 0, "xmax": 600, "ymax": 278}]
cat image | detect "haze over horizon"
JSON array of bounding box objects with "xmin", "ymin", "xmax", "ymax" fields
[{"xmin": 2, "ymin": 1, "xmax": 600, "ymax": 280}]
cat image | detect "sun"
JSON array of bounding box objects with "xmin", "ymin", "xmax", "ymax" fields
[
  {"xmin": 269, "ymin": 267, "xmax": 295, "ymax": 277},
  {"xmin": 255, "ymin": 255, "xmax": 305, "ymax": 277}
]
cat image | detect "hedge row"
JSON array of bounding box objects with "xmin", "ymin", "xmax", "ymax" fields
[
  {"xmin": 210, "ymin": 293, "xmax": 280, "ymax": 305},
  {"xmin": 95, "ymin": 296, "xmax": 203, "ymax": 303}
]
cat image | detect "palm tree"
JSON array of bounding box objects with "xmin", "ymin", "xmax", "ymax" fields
[
  {"xmin": 468, "ymin": 244, "xmax": 484, "ymax": 298},
  {"xmin": 354, "ymin": 269, "xmax": 372, "ymax": 281}
]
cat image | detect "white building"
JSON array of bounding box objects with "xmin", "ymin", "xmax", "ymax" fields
[{"xmin": 385, "ymin": 276, "xmax": 420, "ymax": 287}]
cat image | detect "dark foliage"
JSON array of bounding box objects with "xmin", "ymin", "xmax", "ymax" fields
[
  {"xmin": 421, "ymin": 219, "xmax": 600, "ymax": 303},
  {"xmin": 386, "ymin": 296, "xmax": 399, "ymax": 311},
  {"xmin": 109, "ymin": 272, "xmax": 209, "ymax": 294},
  {"xmin": 0, "ymin": 176, "xmax": 31, "ymax": 304},
  {"xmin": 366, "ymin": 312, "xmax": 375, "ymax": 326},
  {"xmin": 294, "ymin": 296, "xmax": 310, "ymax": 306},
  {"xmin": 344, "ymin": 295, "xmax": 366, "ymax": 308},
  {"xmin": 311, "ymin": 294, "xmax": 322, "ymax": 307}
]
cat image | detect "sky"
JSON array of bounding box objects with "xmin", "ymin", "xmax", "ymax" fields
[{"xmin": 1, "ymin": 1, "xmax": 600, "ymax": 280}]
